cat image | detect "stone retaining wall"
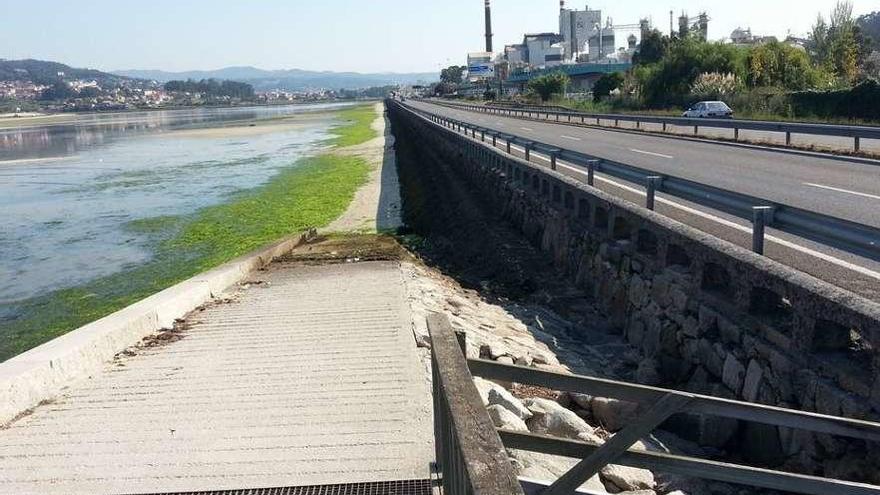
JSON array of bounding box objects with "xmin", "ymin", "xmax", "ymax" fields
[{"xmin": 389, "ymin": 101, "xmax": 880, "ymax": 481}]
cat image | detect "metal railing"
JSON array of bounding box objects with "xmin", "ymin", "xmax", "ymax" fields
[
  {"xmin": 397, "ymin": 100, "xmax": 880, "ymax": 261},
  {"xmin": 430, "ymin": 312, "xmax": 525, "ymax": 495},
  {"xmin": 427, "ymin": 314, "xmax": 880, "ymax": 495},
  {"xmin": 434, "ymin": 99, "xmax": 880, "ymax": 153}
]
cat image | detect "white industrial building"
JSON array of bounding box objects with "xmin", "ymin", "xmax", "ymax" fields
[{"xmin": 557, "ymin": 2, "xmax": 645, "ymax": 64}]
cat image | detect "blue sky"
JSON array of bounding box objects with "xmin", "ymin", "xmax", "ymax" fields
[{"xmin": 0, "ymin": 0, "xmax": 875, "ymax": 74}]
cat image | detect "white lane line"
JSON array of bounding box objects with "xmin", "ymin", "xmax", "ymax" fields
[
  {"xmin": 520, "ymin": 127, "xmax": 534, "ymax": 132},
  {"xmin": 803, "ymin": 182, "xmax": 880, "ymax": 201},
  {"xmin": 630, "ymin": 148, "xmax": 673, "ymax": 159},
  {"xmin": 560, "ymin": 135, "xmax": 582, "ymax": 141},
  {"xmin": 510, "ymin": 145, "xmax": 551, "ymax": 162},
  {"xmin": 553, "ymin": 161, "xmax": 880, "ymax": 281}
]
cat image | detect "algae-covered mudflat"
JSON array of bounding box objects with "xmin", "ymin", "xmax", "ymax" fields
[{"xmin": 0, "ymin": 102, "xmax": 378, "ymax": 361}]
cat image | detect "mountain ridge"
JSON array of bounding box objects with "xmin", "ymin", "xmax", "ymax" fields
[{"xmin": 112, "ymin": 66, "xmax": 438, "ymax": 90}]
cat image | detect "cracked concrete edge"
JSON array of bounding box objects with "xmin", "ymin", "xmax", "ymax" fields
[{"xmin": 0, "ymin": 230, "xmax": 317, "ymax": 426}]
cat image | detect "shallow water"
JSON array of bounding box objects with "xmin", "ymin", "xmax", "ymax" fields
[{"xmin": 0, "ymin": 103, "xmax": 350, "ymax": 304}]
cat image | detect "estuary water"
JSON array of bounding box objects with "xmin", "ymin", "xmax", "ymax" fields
[{"xmin": 0, "ymin": 103, "xmax": 350, "ymax": 307}]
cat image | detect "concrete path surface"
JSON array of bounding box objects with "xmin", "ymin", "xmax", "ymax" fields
[{"xmin": 0, "ymin": 261, "xmax": 433, "ymax": 494}]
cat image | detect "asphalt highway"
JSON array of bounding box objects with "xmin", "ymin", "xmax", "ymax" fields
[{"xmin": 405, "ymin": 99, "xmax": 880, "ymax": 300}]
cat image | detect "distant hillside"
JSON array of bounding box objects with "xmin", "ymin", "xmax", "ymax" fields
[
  {"xmin": 112, "ymin": 66, "xmax": 438, "ymax": 91},
  {"xmin": 0, "ymin": 59, "xmax": 132, "ymax": 85}
]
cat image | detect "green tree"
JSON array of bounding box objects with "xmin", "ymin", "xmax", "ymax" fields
[
  {"xmin": 633, "ymin": 30, "xmax": 668, "ymax": 66},
  {"xmin": 440, "ymin": 65, "xmax": 466, "ymax": 85},
  {"xmin": 810, "ymin": 1, "xmax": 862, "ymax": 83},
  {"xmin": 528, "ymin": 72, "xmax": 570, "ymax": 102},
  {"xmin": 39, "ymin": 81, "xmax": 75, "ymax": 101},
  {"xmin": 634, "ymin": 38, "xmax": 747, "ymax": 107},
  {"xmin": 857, "ymin": 11, "xmax": 880, "ymax": 43},
  {"xmin": 747, "ymin": 41, "xmax": 822, "ymax": 90},
  {"xmin": 592, "ymin": 72, "xmax": 624, "ymax": 101}
]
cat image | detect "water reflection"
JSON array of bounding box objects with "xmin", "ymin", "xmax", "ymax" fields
[
  {"xmin": 0, "ymin": 102, "xmax": 352, "ymax": 304},
  {"xmin": 0, "ymin": 104, "xmax": 337, "ymax": 162}
]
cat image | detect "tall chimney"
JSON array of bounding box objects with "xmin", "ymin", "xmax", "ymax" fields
[{"xmin": 484, "ymin": 0, "xmax": 493, "ymax": 53}]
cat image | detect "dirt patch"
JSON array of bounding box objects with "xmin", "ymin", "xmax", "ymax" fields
[
  {"xmin": 277, "ymin": 233, "xmax": 413, "ymax": 265},
  {"xmin": 0, "ymin": 399, "xmax": 55, "ymax": 430}
]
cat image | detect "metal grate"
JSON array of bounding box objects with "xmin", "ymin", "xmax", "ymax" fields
[{"xmin": 130, "ymin": 479, "xmax": 434, "ymax": 495}]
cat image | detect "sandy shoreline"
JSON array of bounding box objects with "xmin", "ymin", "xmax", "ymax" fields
[{"xmin": 325, "ymin": 102, "xmax": 403, "ymax": 233}]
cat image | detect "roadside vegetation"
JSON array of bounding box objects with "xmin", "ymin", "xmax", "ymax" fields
[
  {"xmin": 449, "ymin": 2, "xmax": 880, "ymax": 123},
  {"xmin": 0, "ymin": 104, "xmax": 377, "ymax": 361}
]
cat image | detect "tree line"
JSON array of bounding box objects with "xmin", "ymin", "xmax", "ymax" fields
[
  {"xmin": 164, "ymin": 79, "xmax": 255, "ymax": 99},
  {"xmin": 528, "ymin": 2, "xmax": 880, "ymax": 120}
]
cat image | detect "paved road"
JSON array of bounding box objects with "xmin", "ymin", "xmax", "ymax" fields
[
  {"xmin": 413, "ymin": 100, "xmax": 880, "ymax": 227},
  {"xmin": 406, "ymin": 100, "xmax": 880, "ymax": 300},
  {"xmin": 0, "ymin": 261, "xmax": 433, "ymax": 494}
]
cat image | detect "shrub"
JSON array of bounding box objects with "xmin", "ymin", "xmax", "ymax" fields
[
  {"xmin": 691, "ymin": 72, "xmax": 742, "ymax": 100},
  {"xmin": 789, "ymin": 78, "xmax": 880, "ymax": 119}
]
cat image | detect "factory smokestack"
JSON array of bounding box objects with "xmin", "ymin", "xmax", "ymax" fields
[{"xmin": 484, "ymin": 0, "xmax": 493, "ymax": 52}]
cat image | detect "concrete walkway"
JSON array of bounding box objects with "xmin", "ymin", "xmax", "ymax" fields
[{"xmin": 0, "ymin": 261, "xmax": 433, "ymax": 494}]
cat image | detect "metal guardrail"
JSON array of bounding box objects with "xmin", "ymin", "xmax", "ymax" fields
[
  {"xmin": 437, "ymin": 99, "xmax": 880, "ymax": 152},
  {"xmin": 427, "ymin": 314, "xmax": 880, "ymax": 495},
  {"xmin": 400, "ymin": 100, "xmax": 880, "ymax": 260},
  {"xmin": 430, "ymin": 313, "xmax": 525, "ymax": 495}
]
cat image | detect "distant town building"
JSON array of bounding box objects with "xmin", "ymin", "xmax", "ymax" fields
[{"xmin": 729, "ymin": 27, "xmax": 779, "ymax": 46}]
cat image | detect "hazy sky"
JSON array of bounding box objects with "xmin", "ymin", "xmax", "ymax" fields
[{"xmin": 0, "ymin": 0, "xmax": 875, "ymax": 74}]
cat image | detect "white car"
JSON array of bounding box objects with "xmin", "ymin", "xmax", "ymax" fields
[{"xmin": 682, "ymin": 101, "xmax": 733, "ymax": 119}]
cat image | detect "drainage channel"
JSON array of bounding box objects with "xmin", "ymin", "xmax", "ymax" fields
[{"xmin": 131, "ymin": 479, "xmax": 434, "ymax": 495}]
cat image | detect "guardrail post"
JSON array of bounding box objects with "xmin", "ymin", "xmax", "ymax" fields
[
  {"xmin": 596, "ymin": 117, "xmax": 600, "ymax": 125},
  {"xmin": 662, "ymin": 122, "xmax": 667, "ymax": 132},
  {"xmin": 481, "ymin": 130, "xmax": 486, "ymax": 142},
  {"xmin": 524, "ymin": 144, "xmax": 531, "ymax": 162},
  {"xmin": 492, "ymin": 134, "xmax": 497, "ymax": 146},
  {"xmin": 646, "ymin": 176, "xmax": 662, "ymax": 210},
  {"xmin": 550, "ymin": 151, "xmax": 559, "ymax": 171},
  {"xmin": 785, "ymin": 131, "xmax": 792, "ymax": 146},
  {"xmin": 581, "ymin": 115, "xmax": 585, "ymax": 123},
  {"xmin": 615, "ymin": 119, "xmax": 619, "ymax": 127},
  {"xmin": 568, "ymin": 114, "xmax": 572, "ymax": 122},
  {"xmin": 506, "ymin": 138, "xmax": 512, "ymax": 154},
  {"xmin": 693, "ymin": 125, "xmax": 699, "ymax": 136},
  {"xmin": 734, "ymin": 128, "xmax": 739, "ymax": 141},
  {"xmin": 855, "ymin": 136, "xmax": 861, "ymax": 153},
  {"xmin": 751, "ymin": 206, "xmax": 773, "ymax": 255},
  {"xmin": 586, "ymin": 159, "xmax": 598, "ymax": 186},
  {"xmin": 636, "ymin": 121, "xmax": 641, "ymax": 130}
]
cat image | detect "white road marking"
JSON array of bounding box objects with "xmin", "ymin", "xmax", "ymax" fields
[
  {"xmin": 510, "ymin": 145, "xmax": 551, "ymax": 162},
  {"xmin": 630, "ymin": 148, "xmax": 673, "ymax": 159},
  {"xmin": 421, "ymin": 108, "xmax": 880, "ymax": 281},
  {"xmin": 803, "ymin": 182, "xmax": 880, "ymax": 201},
  {"xmin": 560, "ymin": 135, "xmax": 582, "ymax": 141},
  {"xmin": 553, "ymin": 161, "xmax": 880, "ymax": 282},
  {"xmin": 520, "ymin": 127, "xmax": 534, "ymax": 132}
]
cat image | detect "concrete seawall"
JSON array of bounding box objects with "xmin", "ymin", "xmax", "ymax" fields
[
  {"xmin": 389, "ymin": 101, "xmax": 880, "ymax": 481},
  {"xmin": 0, "ymin": 230, "xmax": 316, "ymax": 426}
]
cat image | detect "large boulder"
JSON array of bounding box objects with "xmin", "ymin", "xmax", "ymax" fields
[
  {"xmin": 591, "ymin": 397, "xmax": 641, "ymax": 432},
  {"xmin": 524, "ymin": 398, "xmax": 603, "ymax": 443},
  {"xmin": 600, "ymin": 464, "xmax": 656, "ymax": 491},
  {"xmin": 486, "ymin": 404, "xmax": 528, "ymax": 432},
  {"xmin": 508, "ymin": 450, "xmax": 609, "ymax": 494},
  {"xmin": 473, "ymin": 377, "xmax": 532, "ymax": 420}
]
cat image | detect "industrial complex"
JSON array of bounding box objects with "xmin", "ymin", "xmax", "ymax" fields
[{"xmin": 464, "ymin": 1, "xmax": 712, "ymax": 96}]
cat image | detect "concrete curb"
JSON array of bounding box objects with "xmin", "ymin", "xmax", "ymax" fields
[{"xmin": 0, "ymin": 229, "xmax": 316, "ymax": 425}]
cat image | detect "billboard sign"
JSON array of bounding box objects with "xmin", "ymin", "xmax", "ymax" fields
[
  {"xmin": 468, "ymin": 63, "xmax": 495, "ymax": 79},
  {"xmin": 468, "ymin": 52, "xmax": 495, "ymax": 80}
]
